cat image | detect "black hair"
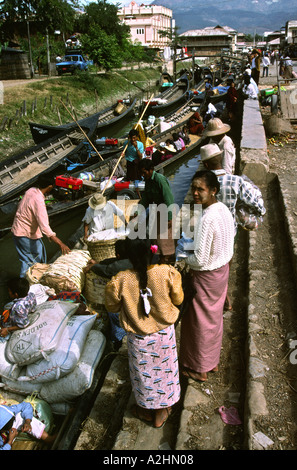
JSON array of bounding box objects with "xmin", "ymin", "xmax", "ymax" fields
[
  {"xmin": 172, "ymin": 133, "xmax": 179, "ymax": 140},
  {"xmin": 115, "ymin": 239, "xmax": 128, "ymax": 259},
  {"xmin": 138, "ymin": 158, "xmax": 154, "ymax": 171},
  {"xmin": 125, "ymin": 238, "xmax": 152, "ymax": 313},
  {"xmin": 7, "ymin": 277, "xmax": 30, "ymax": 298},
  {"xmin": 244, "ymin": 75, "xmax": 251, "ymax": 85},
  {"xmin": 128, "ymin": 129, "xmax": 139, "ymax": 139},
  {"xmin": 191, "ymin": 170, "xmax": 220, "ymax": 194},
  {"xmin": 36, "ymin": 174, "xmax": 55, "ymax": 189},
  {"xmin": 0, "ymin": 417, "xmax": 14, "ymax": 433}
]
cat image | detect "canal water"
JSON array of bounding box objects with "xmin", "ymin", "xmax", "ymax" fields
[{"xmin": 0, "ymin": 150, "xmax": 200, "ymax": 309}]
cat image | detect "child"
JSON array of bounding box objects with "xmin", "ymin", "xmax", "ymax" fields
[
  {"xmin": 172, "ymin": 132, "xmax": 185, "ymax": 152},
  {"xmin": 0, "ymin": 277, "xmax": 36, "ymax": 340},
  {"xmin": 0, "ymin": 401, "xmax": 56, "ymax": 450}
]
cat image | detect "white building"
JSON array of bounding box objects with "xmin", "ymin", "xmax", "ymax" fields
[
  {"xmin": 286, "ymin": 20, "xmax": 297, "ymax": 44},
  {"xmin": 117, "ymin": 1, "xmax": 173, "ymax": 49}
]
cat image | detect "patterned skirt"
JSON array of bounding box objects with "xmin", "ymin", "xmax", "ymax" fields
[{"xmin": 127, "ymin": 324, "xmax": 180, "ymax": 410}]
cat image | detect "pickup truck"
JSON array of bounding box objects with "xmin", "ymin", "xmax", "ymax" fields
[{"xmin": 56, "ymin": 54, "xmax": 91, "ymax": 75}]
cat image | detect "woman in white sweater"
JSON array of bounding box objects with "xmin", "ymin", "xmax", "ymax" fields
[{"xmin": 179, "ymin": 170, "xmax": 234, "ymax": 382}]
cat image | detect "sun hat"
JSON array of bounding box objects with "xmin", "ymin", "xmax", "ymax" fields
[
  {"xmin": 88, "ymin": 192, "xmax": 107, "ymax": 210},
  {"xmin": 200, "ymin": 143, "xmax": 223, "ymax": 162},
  {"xmin": 203, "ymin": 118, "xmax": 231, "ymax": 137},
  {"xmin": 164, "ymin": 144, "xmax": 177, "ymax": 153}
]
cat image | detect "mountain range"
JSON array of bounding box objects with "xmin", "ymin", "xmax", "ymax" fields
[{"xmin": 152, "ymin": 0, "xmax": 297, "ymax": 36}]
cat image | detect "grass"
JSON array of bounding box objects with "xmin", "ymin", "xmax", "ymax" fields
[{"xmin": 0, "ymin": 66, "xmax": 160, "ymax": 161}]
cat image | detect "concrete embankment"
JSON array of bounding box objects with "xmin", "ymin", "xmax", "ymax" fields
[{"xmin": 73, "ymin": 73, "xmax": 297, "ymax": 451}]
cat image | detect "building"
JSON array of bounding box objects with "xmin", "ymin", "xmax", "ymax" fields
[
  {"xmin": 285, "ymin": 20, "xmax": 297, "ymax": 45},
  {"xmin": 117, "ymin": 1, "xmax": 173, "ymax": 50},
  {"xmin": 179, "ymin": 25, "xmax": 237, "ymax": 57}
]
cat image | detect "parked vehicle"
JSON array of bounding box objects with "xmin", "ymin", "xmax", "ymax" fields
[{"xmin": 56, "ymin": 54, "xmax": 91, "ymax": 75}]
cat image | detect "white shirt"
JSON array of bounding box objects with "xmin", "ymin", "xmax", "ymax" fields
[
  {"xmin": 82, "ymin": 201, "xmax": 125, "ymax": 235},
  {"xmin": 210, "ymin": 135, "xmax": 236, "ymax": 175},
  {"xmin": 186, "ymin": 201, "xmax": 234, "ymax": 271},
  {"xmin": 262, "ymin": 56, "xmax": 270, "ymax": 67},
  {"xmin": 243, "ymin": 83, "xmax": 258, "ymax": 100}
]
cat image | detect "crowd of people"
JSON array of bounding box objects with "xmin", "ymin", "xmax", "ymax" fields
[{"xmin": 2, "ymin": 59, "xmax": 269, "ymax": 436}]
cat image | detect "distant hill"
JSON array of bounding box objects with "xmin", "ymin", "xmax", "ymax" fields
[{"xmin": 152, "ymin": 0, "xmax": 297, "ymax": 35}]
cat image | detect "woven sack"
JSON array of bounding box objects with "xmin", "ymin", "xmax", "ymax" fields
[
  {"xmin": 26, "ymin": 263, "xmax": 50, "ymax": 285},
  {"xmin": 40, "ymin": 250, "xmax": 91, "ymax": 293},
  {"xmin": 83, "ymin": 271, "xmax": 109, "ymax": 307}
]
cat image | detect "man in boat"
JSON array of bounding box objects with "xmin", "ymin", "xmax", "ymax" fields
[
  {"xmin": 11, "ymin": 175, "xmax": 71, "ymax": 278},
  {"xmin": 138, "ymin": 158, "xmax": 176, "ymax": 265},
  {"xmin": 123, "ymin": 128, "xmax": 144, "ymax": 181}
]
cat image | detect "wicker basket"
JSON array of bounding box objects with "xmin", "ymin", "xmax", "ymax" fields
[{"xmin": 87, "ymin": 238, "xmax": 118, "ymax": 263}]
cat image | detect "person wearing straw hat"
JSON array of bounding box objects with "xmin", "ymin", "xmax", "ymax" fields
[
  {"xmin": 161, "ymin": 141, "xmax": 177, "ymax": 162},
  {"xmin": 82, "ymin": 192, "xmax": 126, "ymax": 241},
  {"xmin": 202, "ymin": 118, "xmax": 236, "ymax": 174}
]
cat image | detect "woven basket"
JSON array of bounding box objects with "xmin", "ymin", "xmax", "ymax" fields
[
  {"xmin": 83, "ymin": 271, "xmax": 109, "ymax": 308},
  {"xmin": 87, "ymin": 238, "xmax": 118, "ymax": 263}
]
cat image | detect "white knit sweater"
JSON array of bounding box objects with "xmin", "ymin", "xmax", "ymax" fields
[{"xmin": 186, "ymin": 201, "xmax": 234, "ymax": 271}]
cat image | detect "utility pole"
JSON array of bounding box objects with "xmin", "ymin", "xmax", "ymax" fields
[
  {"xmin": 46, "ymin": 28, "xmax": 51, "ymax": 77},
  {"xmin": 26, "ymin": 18, "xmax": 34, "ymax": 79}
]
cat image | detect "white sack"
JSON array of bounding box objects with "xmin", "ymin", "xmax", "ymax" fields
[
  {"xmin": 5, "ymin": 301, "xmax": 79, "ymax": 366},
  {"xmin": 19, "ymin": 314, "xmax": 97, "ymax": 383},
  {"xmin": 0, "ymin": 341, "xmax": 21, "ymax": 380},
  {"xmin": 40, "ymin": 330, "xmax": 106, "ymax": 403}
]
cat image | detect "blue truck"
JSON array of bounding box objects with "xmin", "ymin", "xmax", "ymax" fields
[{"xmin": 56, "ymin": 54, "xmax": 92, "ymax": 75}]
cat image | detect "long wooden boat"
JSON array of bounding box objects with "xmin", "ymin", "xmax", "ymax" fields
[
  {"xmin": 0, "ymin": 112, "xmax": 101, "ymax": 205},
  {"xmin": 29, "ymin": 98, "xmax": 138, "ymax": 145},
  {"xmin": 140, "ymin": 74, "xmax": 190, "ymax": 117},
  {"xmin": 0, "ymin": 118, "xmax": 204, "ymax": 237},
  {"xmin": 158, "ymin": 71, "xmax": 174, "ymax": 90}
]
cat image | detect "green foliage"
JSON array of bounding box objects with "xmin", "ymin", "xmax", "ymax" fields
[
  {"xmin": 76, "ymin": 1, "xmax": 130, "ymax": 46},
  {"xmin": 81, "ymin": 26, "xmax": 123, "ymax": 71},
  {"xmin": 0, "ymin": 0, "xmax": 76, "ymax": 37}
]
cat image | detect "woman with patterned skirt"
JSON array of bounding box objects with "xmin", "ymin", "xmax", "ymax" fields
[{"xmin": 105, "ymin": 238, "xmax": 184, "ymax": 428}]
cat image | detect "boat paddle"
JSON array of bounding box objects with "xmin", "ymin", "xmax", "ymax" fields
[{"xmin": 59, "ymin": 99, "xmax": 104, "ymax": 161}]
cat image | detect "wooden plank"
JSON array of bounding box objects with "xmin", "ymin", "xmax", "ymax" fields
[
  {"xmin": 280, "ymin": 90, "xmax": 297, "ymax": 120},
  {"xmin": 0, "ymin": 145, "xmax": 76, "ymax": 192}
]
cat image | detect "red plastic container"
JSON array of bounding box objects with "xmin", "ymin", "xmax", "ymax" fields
[
  {"xmin": 114, "ymin": 182, "xmax": 130, "ymax": 191},
  {"xmin": 55, "ymin": 175, "xmax": 83, "ymax": 190},
  {"xmin": 105, "ymin": 138, "xmax": 118, "ymax": 145}
]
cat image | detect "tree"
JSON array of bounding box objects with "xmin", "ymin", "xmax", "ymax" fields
[
  {"xmin": 0, "ymin": 0, "xmax": 76, "ymax": 39},
  {"xmin": 76, "ymin": 1, "xmax": 130, "ymax": 46},
  {"xmin": 81, "ymin": 26, "xmax": 123, "ymax": 71},
  {"xmin": 78, "ymin": 0, "xmax": 144, "ymax": 70}
]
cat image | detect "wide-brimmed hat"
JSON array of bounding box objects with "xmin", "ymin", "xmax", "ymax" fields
[
  {"xmin": 203, "ymin": 118, "xmax": 231, "ymax": 137},
  {"xmin": 200, "ymin": 143, "xmax": 223, "ymax": 162},
  {"xmin": 164, "ymin": 144, "xmax": 177, "ymax": 153},
  {"xmin": 88, "ymin": 192, "xmax": 107, "ymax": 210}
]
